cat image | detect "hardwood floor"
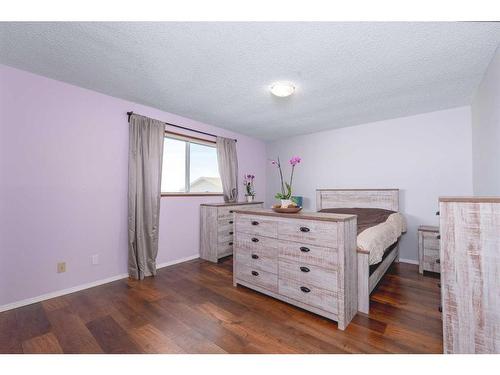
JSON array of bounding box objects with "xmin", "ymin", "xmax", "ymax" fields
[{"xmin": 0, "ymin": 257, "xmax": 443, "ymax": 354}]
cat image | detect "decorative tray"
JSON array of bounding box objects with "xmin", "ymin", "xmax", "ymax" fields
[{"xmin": 271, "ymin": 205, "xmax": 303, "ymax": 214}]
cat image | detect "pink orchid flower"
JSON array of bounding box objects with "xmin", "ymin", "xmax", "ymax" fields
[{"xmin": 289, "ymin": 156, "xmax": 301, "ymax": 166}]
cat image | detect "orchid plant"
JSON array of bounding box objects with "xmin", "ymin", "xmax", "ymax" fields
[
  {"xmin": 243, "ymin": 174, "xmax": 255, "ymax": 197},
  {"xmin": 270, "ymin": 156, "xmax": 301, "ymax": 201}
]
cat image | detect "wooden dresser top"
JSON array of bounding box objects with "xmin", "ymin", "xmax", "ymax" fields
[
  {"xmin": 200, "ymin": 201, "xmax": 264, "ymax": 207},
  {"xmin": 232, "ymin": 208, "xmax": 356, "ymax": 222},
  {"xmin": 439, "ymin": 196, "xmax": 500, "ymax": 203},
  {"xmin": 418, "ymin": 225, "xmax": 439, "ymax": 233}
]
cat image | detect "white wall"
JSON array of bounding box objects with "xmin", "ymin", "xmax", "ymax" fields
[
  {"xmin": 266, "ymin": 106, "xmax": 473, "ymax": 261},
  {"xmin": 472, "ymin": 46, "xmax": 500, "ymax": 195}
]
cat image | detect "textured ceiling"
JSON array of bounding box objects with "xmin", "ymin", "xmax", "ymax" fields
[{"xmin": 1, "ymin": 22, "xmax": 499, "ymax": 140}]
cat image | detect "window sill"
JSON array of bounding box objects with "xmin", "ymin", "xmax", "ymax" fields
[{"xmin": 161, "ymin": 193, "xmax": 224, "ymax": 197}]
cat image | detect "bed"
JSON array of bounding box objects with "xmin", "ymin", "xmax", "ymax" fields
[{"xmin": 316, "ymin": 189, "xmax": 406, "ymax": 314}]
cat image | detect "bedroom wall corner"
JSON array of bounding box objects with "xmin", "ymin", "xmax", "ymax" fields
[{"xmin": 471, "ymin": 46, "xmax": 500, "ymax": 195}]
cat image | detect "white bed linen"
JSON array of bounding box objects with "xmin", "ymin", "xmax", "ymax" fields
[{"xmin": 357, "ymin": 212, "xmax": 407, "ymax": 265}]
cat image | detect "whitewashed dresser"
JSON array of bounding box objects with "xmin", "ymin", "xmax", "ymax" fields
[
  {"xmin": 200, "ymin": 201, "xmax": 263, "ymax": 263},
  {"xmin": 439, "ymin": 197, "xmax": 500, "ymax": 353},
  {"xmin": 232, "ymin": 208, "xmax": 358, "ymax": 330}
]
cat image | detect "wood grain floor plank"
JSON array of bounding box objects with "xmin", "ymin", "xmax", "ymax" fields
[
  {"xmin": 86, "ymin": 315, "xmax": 142, "ymax": 354},
  {"xmin": 144, "ymin": 301, "xmax": 227, "ymax": 354},
  {"xmin": 197, "ymin": 302, "xmax": 302, "ymax": 354},
  {"xmin": 129, "ymin": 324, "xmax": 185, "ymax": 353},
  {"xmin": 45, "ymin": 306, "xmax": 103, "ymax": 354},
  {"xmin": 14, "ymin": 303, "xmax": 51, "ymax": 342},
  {"xmin": 155, "ymin": 297, "xmax": 251, "ymax": 353},
  {"xmin": 0, "ymin": 310, "xmax": 22, "ymax": 353},
  {"xmin": 41, "ymin": 297, "xmax": 70, "ymax": 312},
  {"xmin": 66, "ymin": 290, "xmax": 116, "ymax": 324},
  {"xmin": 22, "ymin": 332, "xmax": 63, "ymax": 354}
]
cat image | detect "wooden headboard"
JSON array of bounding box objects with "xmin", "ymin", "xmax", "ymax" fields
[{"xmin": 316, "ymin": 189, "xmax": 399, "ymax": 212}]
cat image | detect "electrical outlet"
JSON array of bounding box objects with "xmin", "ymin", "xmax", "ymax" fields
[
  {"xmin": 91, "ymin": 254, "xmax": 99, "ymax": 265},
  {"xmin": 57, "ymin": 262, "xmax": 66, "ymax": 273}
]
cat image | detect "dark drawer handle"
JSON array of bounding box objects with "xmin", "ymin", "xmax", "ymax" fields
[
  {"xmin": 229, "ymin": 220, "xmax": 233, "ymax": 224},
  {"xmin": 436, "ymin": 211, "xmax": 440, "ymax": 216},
  {"xmin": 300, "ymin": 286, "xmax": 311, "ymax": 293},
  {"xmin": 251, "ymin": 254, "xmax": 259, "ymax": 259},
  {"xmin": 300, "ymin": 266, "xmax": 310, "ymax": 273},
  {"xmin": 251, "ymin": 221, "xmax": 259, "ymax": 226},
  {"xmin": 300, "ymin": 227, "xmax": 310, "ymax": 232},
  {"xmin": 229, "ymin": 210, "xmax": 234, "ymax": 213},
  {"xmin": 251, "ymin": 271, "xmax": 259, "ymax": 276},
  {"xmin": 229, "ymin": 231, "xmax": 233, "ymax": 235},
  {"xmin": 439, "ymin": 306, "xmax": 442, "ymax": 313},
  {"xmin": 229, "ymin": 242, "xmax": 233, "ymax": 246},
  {"xmin": 436, "ymin": 259, "xmax": 440, "ymax": 264},
  {"xmin": 300, "ymin": 246, "xmax": 310, "ymax": 253},
  {"xmin": 436, "ymin": 234, "xmax": 440, "ymax": 239},
  {"xmin": 251, "ymin": 237, "xmax": 259, "ymax": 243}
]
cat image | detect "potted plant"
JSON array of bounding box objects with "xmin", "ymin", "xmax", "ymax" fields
[
  {"xmin": 270, "ymin": 156, "xmax": 301, "ymax": 208},
  {"xmin": 243, "ymin": 174, "xmax": 256, "ymax": 202}
]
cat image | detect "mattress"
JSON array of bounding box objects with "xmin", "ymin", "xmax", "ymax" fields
[{"xmin": 319, "ymin": 207, "xmax": 406, "ymax": 265}]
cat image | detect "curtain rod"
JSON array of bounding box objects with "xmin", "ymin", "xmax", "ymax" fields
[{"xmin": 127, "ymin": 111, "xmax": 237, "ymax": 142}]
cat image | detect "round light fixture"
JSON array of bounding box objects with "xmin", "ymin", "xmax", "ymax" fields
[{"xmin": 269, "ymin": 81, "xmax": 295, "ymax": 97}]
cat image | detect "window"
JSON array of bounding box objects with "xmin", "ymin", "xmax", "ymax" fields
[{"xmin": 161, "ymin": 133, "xmax": 222, "ymax": 195}]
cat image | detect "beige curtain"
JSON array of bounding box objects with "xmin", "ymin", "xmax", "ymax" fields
[
  {"xmin": 216, "ymin": 136, "xmax": 238, "ymax": 203},
  {"xmin": 128, "ymin": 114, "xmax": 165, "ymax": 279}
]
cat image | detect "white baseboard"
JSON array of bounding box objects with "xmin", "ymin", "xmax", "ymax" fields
[
  {"xmin": 0, "ymin": 253, "xmax": 200, "ymax": 313},
  {"xmin": 0, "ymin": 273, "xmax": 128, "ymax": 313},
  {"xmin": 157, "ymin": 254, "xmax": 199, "ymax": 269},
  {"xmin": 398, "ymin": 258, "xmax": 419, "ymax": 265}
]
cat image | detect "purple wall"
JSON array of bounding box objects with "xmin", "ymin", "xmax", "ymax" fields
[{"xmin": 0, "ymin": 64, "xmax": 267, "ymax": 307}]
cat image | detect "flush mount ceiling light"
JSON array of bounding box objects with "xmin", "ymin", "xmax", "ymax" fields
[{"xmin": 269, "ymin": 81, "xmax": 296, "ymax": 97}]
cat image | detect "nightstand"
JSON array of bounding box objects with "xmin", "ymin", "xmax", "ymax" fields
[{"xmin": 418, "ymin": 225, "xmax": 440, "ymax": 274}]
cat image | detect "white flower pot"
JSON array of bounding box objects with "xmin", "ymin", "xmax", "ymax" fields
[
  {"xmin": 246, "ymin": 195, "xmax": 255, "ymax": 203},
  {"xmin": 281, "ymin": 199, "xmax": 292, "ymax": 208}
]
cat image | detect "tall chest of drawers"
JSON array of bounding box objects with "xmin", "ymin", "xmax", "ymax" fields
[
  {"xmin": 233, "ymin": 208, "xmax": 358, "ymax": 330},
  {"xmin": 440, "ymin": 197, "xmax": 500, "ymax": 354},
  {"xmin": 200, "ymin": 201, "xmax": 263, "ymax": 263}
]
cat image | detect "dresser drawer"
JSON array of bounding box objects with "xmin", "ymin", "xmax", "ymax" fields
[
  {"xmin": 218, "ymin": 232, "xmax": 233, "ymax": 244},
  {"xmin": 423, "ymin": 248, "xmax": 440, "ymax": 273},
  {"xmin": 278, "ymin": 219, "xmax": 337, "ymax": 247},
  {"xmin": 278, "ymin": 278, "xmax": 338, "ymax": 314},
  {"xmin": 218, "ymin": 224, "xmax": 234, "ymax": 244},
  {"xmin": 423, "ymin": 231, "xmax": 440, "ymax": 250},
  {"xmin": 278, "ymin": 240, "xmax": 337, "ymax": 269},
  {"xmin": 236, "ymin": 248, "xmax": 277, "ymax": 274},
  {"xmin": 235, "ymin": 232, "xmax": 278, "ymax": 251},
  {"xmin": 235, "ymin": 215, "xmax": 278, "ymax": 238},
  {"xmin": 218, "ymin": 206, "xmax": 238, "ymax": 220},
  {"xmin": 279, "ymin": 259, "xmax": 337, "ymax": 291},
  {"xmin": 218, "ymin": 204, "xmax": 263, "ymax": 220},
  {"xmin": 218, "ymin": 220, "xmax": 234, "ymax": 234},
  {"xmin": 235, "ymin": 233, "xmax": 278, "ymax": 274},
  {"xmin": 235, "ymin": 263, "xmax": 278, "ymax": 292},
  {"xmin": 234, "ymin": 232, "xmax": 278, "ymax": 277},
  {"xmin": 217, "ymin": 241, "xmax": 233, "ymax": 258}
]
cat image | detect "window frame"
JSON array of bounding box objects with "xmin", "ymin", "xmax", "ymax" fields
[{"xmin": 161, "ymin": 131, "xmax": 223, "ymax": 197}]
